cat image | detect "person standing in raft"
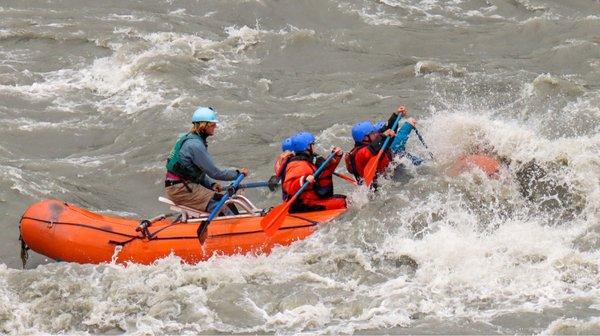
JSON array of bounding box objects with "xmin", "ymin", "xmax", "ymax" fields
[
  {"xmin": 165, "ymin": 106, "xmax": 249, "ymax": 215},
  {"xmin": 345, "ymin": 106, "xmax": 417, "ymax": 183},
  {"xmin": 282, "ymin": 132, "xmax": 347, "ymax": 213}
]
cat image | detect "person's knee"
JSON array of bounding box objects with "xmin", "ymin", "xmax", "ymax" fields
[{"xmin": 206, "ymin": 197, "xmax": 235, "ymax": 216}]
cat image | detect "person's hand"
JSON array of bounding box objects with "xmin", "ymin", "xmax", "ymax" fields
[
  {"xmin": 239, "ymin": 168, "xmax": 250, "ymax": 176},
  {"xmin": 332, "ymin": 146, "xmax": 343, "ymax": 156},
  {"xmin": 306, "ymin": 175, "xmax": 315, "ymax": 183},
  {"xmin": 383, "ymin": 129, "xmax": 396, "ymax": 137},
  {"xmin": 396, "ymin": 105, "xmax": 407, "ymax": 117},
  {"xmin": 211, "ymin": 183, "xmax": 222, "ymax": 192},
  {"xmin": 407, "ymin": 117, "xmax": 417, "ymax": 127}
]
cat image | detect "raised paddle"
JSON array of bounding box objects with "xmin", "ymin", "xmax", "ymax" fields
[
  {"xmin": 197, "ymin": 173, "xmax": 246, "ymax": 244},
  {"xmin": 363, "ymin": 113, "xmax": 403, "ymax": 187},
  {"xmin": 261, "ymin": 151, "xmax": 337, "ymax": 236},
  {"xmin": 414, "ymin": 128, "xmax": 434, "ymax": 160}
]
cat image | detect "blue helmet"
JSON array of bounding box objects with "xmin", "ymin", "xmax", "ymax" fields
[
  {"xmin": 291, "ymin": 132, "xmax": 316, "ymax": 153},
  {"xmin": 351, "ymin": 121, "xmax": 377, "ymax": 142},
  {"xmin": 281, "ymin": 137, "xmax": 293, "ymax": 151},
  {"xmin": 374, "ymin": 121, "xmax": 386, "ymax": 130},
  {"xmin": 192, "ymin": 106, "xmax": 219, "ymax": 123}
]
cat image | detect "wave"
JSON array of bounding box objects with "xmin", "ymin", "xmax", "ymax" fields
[
  {"xmin": 415, "ymin": 60, "xmax": 466, "ymax": 77},
  {"xmin": 543, "ymin": 316, "xmax": 600, "ymax": 335},
  {"xmin": 0, "ymin": 25, "xmax": 276, "ymax": 115}
]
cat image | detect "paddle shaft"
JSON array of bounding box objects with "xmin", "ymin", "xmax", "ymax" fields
[
  {"xmin": 239, "ymin": 175, "xmax": 279, "ymax": 191},
  {"xmin": 240, "ymin": 181, "xmax": 271, "ymax": 189},
  {"xmin": 197, "ymin": 173, "xmax": 246, "ymax": 243},
  {"xmin": 414, "ymin": 128, "xmax": 434, "ymax": 159}
]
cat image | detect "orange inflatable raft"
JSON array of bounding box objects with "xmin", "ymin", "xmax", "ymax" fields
[{"xmin": 19, "ymin": 197, "xmax": 346, "ymax": 265}]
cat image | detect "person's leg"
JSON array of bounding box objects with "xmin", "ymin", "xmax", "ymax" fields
[
  {"xmin": 165, "ymin": 183, "xmax": 214, "ymax": 212},
  {"xmin": 205, "ymin": 194, "xmax": 235, "ymax": 216}
]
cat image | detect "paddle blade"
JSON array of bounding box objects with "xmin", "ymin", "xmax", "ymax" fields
[
  {"xmin": 261, "ymin": 201, "xmax": 291, "ymax": 236},
  {"xmin": 197, "ymin": 220, "xmax": 209, "ymax": 245},
  {"xmin": 363, "ymin": 152, "xmax": 382, "ymax": 187}
]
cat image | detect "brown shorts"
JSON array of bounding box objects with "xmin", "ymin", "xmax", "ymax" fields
[{"xmin": 165, "ymin": 183, "xmax": 215, "ymax": 212}]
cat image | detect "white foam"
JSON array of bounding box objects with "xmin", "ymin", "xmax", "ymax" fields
[
  {"xmin": 0, "ymin": 25, "xmax": 276, "ymax": 115},
  {"xmin": 542, "ymin": 316, "xmax": 600, "ymax": 335},
  {"xmin": 1, "ymin": 164, "xmax": 69, "ymax": 197}
]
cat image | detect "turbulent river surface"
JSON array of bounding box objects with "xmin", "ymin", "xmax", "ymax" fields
[{"xmin": 1, "ymin": 0, "xmax": 599, "ymax": 334}]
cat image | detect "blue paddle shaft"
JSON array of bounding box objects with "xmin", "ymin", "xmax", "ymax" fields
[{"xmin": 205, "ymin": 174, "xmax": 245, "ymax": 222}]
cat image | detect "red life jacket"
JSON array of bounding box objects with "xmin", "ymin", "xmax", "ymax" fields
[
  {"xmin": 282, "ymin": 154, "xmax": 316, "ymax": 202},
  {"xmin": 282, "ymin": 152, "xmax": 342, "ymax": 211},
  {"xmin": 345, "ymin": 142, "xmax": 391, "ymax": 180},
  {"xmin": 344, "ymin": 144, "xmax": 365, "ymax": 179}
]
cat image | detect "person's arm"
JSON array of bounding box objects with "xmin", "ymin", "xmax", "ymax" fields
[
  {"xmin": 199, "ymin": 174, "xmax": 216, "ymax": 189},
  {"xmin": 382, "ymin": 106, "xmax": 408, "ymax": 131},
  {"xmin": 188, "ymin": 140, "xmax": 239, "ymax": 181},
  {"xmin": 383, "ymin": 112, "xmax": 397, "ymax": 132},
  {"xmin": 314, "ymin": 148, "xmax": 343, "ymax": 180},
  {"xmin": 367, "ymin": 134, "xmax": 386, "ymax": 154}
]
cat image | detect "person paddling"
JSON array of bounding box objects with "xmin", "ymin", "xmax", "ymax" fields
[
  {"xmin": 345, "ymin": 106, "xmax": 417, "ymax": 182},
  {"xmin": 282, "ymin": 132, "xmax": 347, "ymax": 213},
  {"xmin": 165, "ymin": 106, "xmax": 249, "ymax": 216}
]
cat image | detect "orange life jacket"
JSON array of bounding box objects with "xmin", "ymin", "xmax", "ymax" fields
[{"xmin": 274, "ymin": 151, "xmax": 294, "ymax": 180}]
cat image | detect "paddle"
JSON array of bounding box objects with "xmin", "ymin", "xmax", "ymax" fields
[
  {"xmin": 261, "ymin": 151, "xmax": 337, "ymax": 236},
  {"xmin": 414, "ymin": 128, "xmax": 434, "ymax": 160},
  {"xmin": 363, "ymin": 113, "xmax": 403, "ymax": 187},
  {"xmin": 197, "ymin": 173, "xmax": 246, "ymax": 244},
  {"xmin": 239, "ymin": 181, "xmax": 269, "ymax": 189},
  {"xmin": 239, "ymin": 178, "xmax": 279, "ymax": 191},
  {"xmin": 334, "ymin": 171, "xmax": 358, "ymax": 186}
]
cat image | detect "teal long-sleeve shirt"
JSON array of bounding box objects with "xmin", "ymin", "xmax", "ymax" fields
[
  {"xmin": 390, "ymin": 122, "xmax": 414, "ymax": 153},
  {"xmin": 179, "ymin": 138, "xmax": 239, "ymax": 188}
]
